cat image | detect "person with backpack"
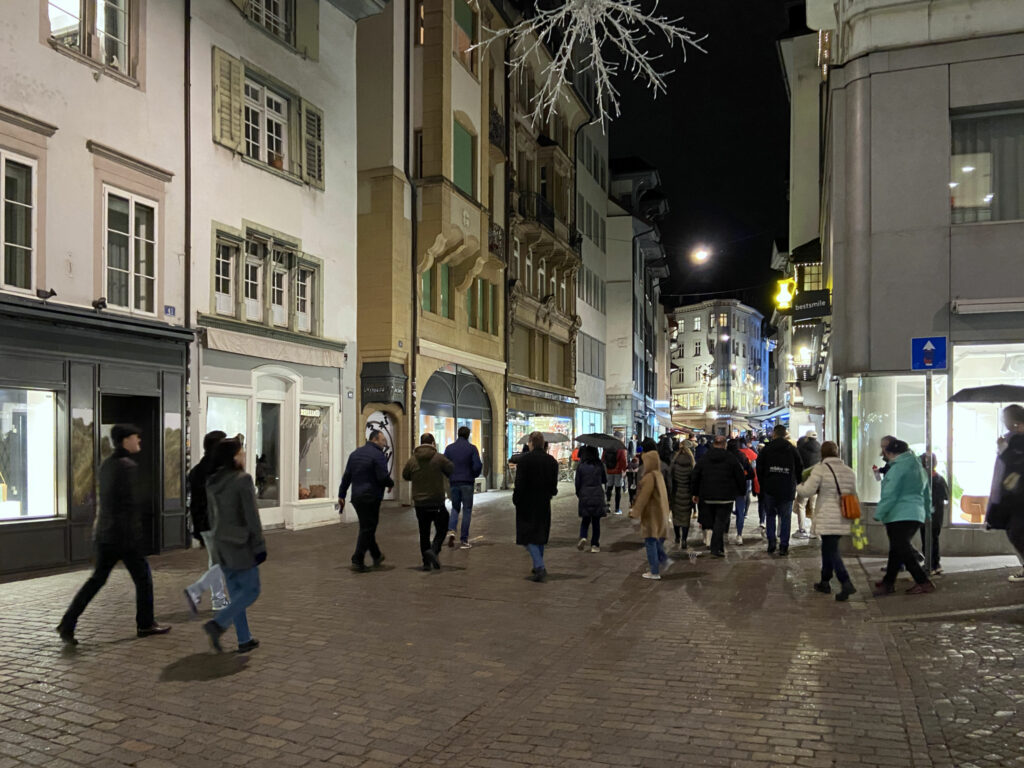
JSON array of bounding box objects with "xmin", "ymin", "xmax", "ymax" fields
[
  {"xmin": 603, "ymin": 442, "xmax": 628, "ymax": 515},
  {"xmin": 986, "ymin": 405, "xmax": 1024, "ymax": 582},
  {"xmin": 727, "ymin": 439, "xmax": 755, "ymax": 545},
  {"xmin": 756, "ymin": 425, "xmax": 804, "ymax": 556},
  {"xmin": 575, "ymin": 446, "xmax": 607, "ymax": 553}
]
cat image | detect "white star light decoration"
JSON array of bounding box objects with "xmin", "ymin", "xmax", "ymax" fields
[{"xmin": 478, "ymin": 0, "xmax": 707, "ymax": 127}]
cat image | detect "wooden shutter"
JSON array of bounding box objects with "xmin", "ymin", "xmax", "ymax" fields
[
  {"xmin": 212, "ymin": 47, "xmax": 244, "ymax": 152},
  {"xmin": 294, "ymin": 0, "xmax": 320, "ymax": 61},
  {"xmin": 301, "ymin": 99, "xmax": 325, "ymax": 188}
]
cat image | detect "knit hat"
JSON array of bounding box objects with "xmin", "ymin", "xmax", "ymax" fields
[{"xmin": 111, "ymin": 423, "xmax": 142, "ymax": 446}]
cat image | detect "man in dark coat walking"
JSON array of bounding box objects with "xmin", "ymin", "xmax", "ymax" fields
[
  {"xmin": 756, "ymin": 425, "xmax": 804, "ymax": 556},
  {"xmin": 57, "ymin": 424, "xmax": 171, "ymax": 645},
  {"xmin": 514, "ymin": 431, "xmax": 559, "ymax": 582},
  {"xmin": 402, "ymin": 433, "xmax": 454, "ymax": 571},
  {"xmin": 339, "ymin": 430, "xmax": 395, "ymax": 572},
  {"xmin": 443, "ymin": 425, "xmax": 483, "ymax": 548},
  {"xmin": 691, "ymin": 436, "xmax": 746, "ymax": 557}
]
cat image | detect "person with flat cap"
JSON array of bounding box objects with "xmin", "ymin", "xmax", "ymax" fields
[{"xmin": 57, "ymin": 424, "xmax": 171, "ymax": 645}]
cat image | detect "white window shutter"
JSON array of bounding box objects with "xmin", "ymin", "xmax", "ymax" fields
[
  {"xmin": 212, "ymin": 47, "xmax": 244, "ymax": 152},
  {"xmin": 301, "ymin": 99, "xmax": 325, "ymax": 188}
]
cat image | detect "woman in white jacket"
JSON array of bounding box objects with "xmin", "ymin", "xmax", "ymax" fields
[{"xmin": 796, "ymin": 441, "xmax": 858, "ymax": 602}]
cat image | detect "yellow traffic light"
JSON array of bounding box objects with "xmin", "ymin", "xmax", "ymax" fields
[{"xmin": 774, "ymin": 278, "xmax": 796, "ymax": 310}]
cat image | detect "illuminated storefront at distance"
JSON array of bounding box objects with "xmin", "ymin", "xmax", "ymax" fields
[{"xmin": 418, "ymin": 364, "xmax": 493, "ymax": 488}]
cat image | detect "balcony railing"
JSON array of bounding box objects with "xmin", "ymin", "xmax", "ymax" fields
[
  {"xmin": 488, "ymin": 222, "xmax": 505, "ymax": 258},
  {"xmin": 519, "ymin": 192, "xmax": 555, "ymax": 233},
  {"xmin": 489, "ymin": 107, "xmax": 506, "ymax": 152}
]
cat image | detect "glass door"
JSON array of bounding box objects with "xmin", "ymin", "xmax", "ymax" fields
[{"xmin": 255, "ymin": 402, "xmax": 281, "ymax": 509}]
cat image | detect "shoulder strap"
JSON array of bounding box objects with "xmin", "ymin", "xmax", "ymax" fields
[{"xmin": 824, "ymin": 462, "xmax": 843, "ymax": 496}]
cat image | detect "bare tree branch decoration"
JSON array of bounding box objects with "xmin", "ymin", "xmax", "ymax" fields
[{"xmin": 476, "ymin": 0, "xmax": 707, "ymax": 127}]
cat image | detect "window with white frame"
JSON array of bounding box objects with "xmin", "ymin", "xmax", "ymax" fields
[
  {"xmin": 1, "ymin": 151, "xmax": 35, "ymax": 292},
  {"xmin": 271, "ymin": 249, "xmax": 289, "ymax": 327},
  {"xmin": 214, "ymin": 242, "xmax": 236, "ymax": 315},
  {"xmin": 245, "ymin": 79, "xmax": 289, "ymax": 170},
  {"xmin": 693, "ymin": 315, "xmax": 701, "ymax": 332},
  {"xmin": 296, "ymin": 266, "xmax": 313, "ymax": 332},
  {"xmin": 694, "ymin": 341, "xmax": 701, "ymax": 356},
  {"xmin": 104, "ymin": 188, "xmax": 156, "ymax": 314},
  {"xmin": 244, "ymin": 242, "xmax": 264, "ymax": 321},
  {"xmin": 247, "ymin": 0, "xmax": 293, "ymax": 43},
  {"xmin": 47, "ymin": 0, "xmax": 134, "ymax": 77}
]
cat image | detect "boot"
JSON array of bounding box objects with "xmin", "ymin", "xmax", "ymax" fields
[
  {"xmin": 679, "ymin": 529, "xmax": 688, "ymax": 550},
  {"xmin": 835, "ymin": 580, "xmax": 857, "ymax": 602},
  {"xmin": 813, "ymin": 580, "xmax": 831, "ymax": 594}
]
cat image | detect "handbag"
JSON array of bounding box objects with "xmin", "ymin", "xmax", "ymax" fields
[{"xmin": 825, "ymin": 463, "xmax": 861, "ymax": 520}]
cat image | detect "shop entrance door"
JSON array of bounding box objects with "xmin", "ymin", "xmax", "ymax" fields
[
  {"xmin": 255, "ymin": 402, "xmax": 282, "ymax": 512},
  {"xmin": 100, "ymin": 395, "xmax": 160, "ymax": 555}
]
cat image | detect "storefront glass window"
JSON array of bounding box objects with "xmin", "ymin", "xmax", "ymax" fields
[
  {"xmin": 207, "ymin": 395, "xmax": 248, "ymax": 444},
  {"xmin": 299, "ymin": 404, "xmax": 329, "ymax": 499},
  {"xmin": 852, "ymin": 375, "xmax": 946, "ymax": 503},
  {"xmin": 256, "ymin": 402, "xmax": 281, "ymax": 508},
  {"xmin": 0, "ymin": 389, "xmax": 57, "ymax": 520},
  {"xmin": 950, "ymin": 343, "xmax": 1024, "ymax": 525}
]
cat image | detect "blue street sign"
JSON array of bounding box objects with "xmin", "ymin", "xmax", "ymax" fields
[{"xmin": 911, "ymin": 336, "xmax": 947, "ymax": 371}]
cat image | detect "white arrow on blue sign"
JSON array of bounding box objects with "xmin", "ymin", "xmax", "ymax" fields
[{"xmin": 911, "ymin": 336, "xmax": 947, "ymax": 371}]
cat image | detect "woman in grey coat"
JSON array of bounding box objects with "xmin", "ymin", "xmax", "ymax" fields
[
  {"xmin": 669, "ymin": 444, "xmax": 695, "ymax": 549},
  {"xmin": 203, "ymin": 437, "xmax": 266, "ymax": 653}
]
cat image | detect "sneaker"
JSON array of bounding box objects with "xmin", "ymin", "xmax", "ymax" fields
[
  {"xmin": 237, "ymin": 638, "xmax": 260, "ymax": 654},
  {"xmin": 778, "ymin": 547, "xmax": 789, "ymax": 557},
  {"xmin": 578, "ymin": 537, "xmax": 588, "ymax": 551},
  {"xmin": 642, "ymin": 572, "xmax": 661, "ymax": 580},
  {"xmin": 1008, "ymin": 571, "xmax": 1024, "ymax": 583},
  {"xmin": 766, "ymin": 542, "xmax": 777, "ymax": 554},
  {"xmin": 459, "ymin": 542, "xmax": 472, "ymax": 550},
  {"xmin": 183, "ymin": 588, "xmax": 199, "ymax": 616},
  {"xmin": 930, "ymin": 568, "xmax": 943, "ymax": 577},
  {"xmin": 793, "ymin": 530, "xmax": 809, "ymax": 540},
  {"xmin": 835, "ymin": 582, "xmax": 858, "ymax": 602},
  {"xmin": 758, "ymin": 524, "xmax": 766, "ymax": 536},
  {"xmin": 203, "ymin": 620, "xmax": 224, "ymax": 653},
  {"xmin": 351, "ymin": 562, "xmax": 369, "ymax": 573},
  {"xmin": 446, "ymin": 531, "xmax": 456, "ymax": 548},
  {"xmin": 137, "ymin": 624, "xmax": 172, "ymax": 638},
  {"xmin": 661, "ymin": 557, "xmax": 674, "ymax": 573},
  {"xmin": 813, "ymin": 581, "xmax": 831, "ymax": 594},
  {"xmin": 55, "ymin": 622, "xmax": 77, "ymax": 647},
  {"xmin": 530, "ymin": 567, "xmax": 547, "ymax": 583},
  {"xmin": 734, "ymin": 534, "xmax": 743, "ymax": 546},
  {"xmin": 212, "ymin": 601, "xmax": 231, "ymax": 611},
  {"xmin": 590, "ymin": 545, "xmax": 600, "ymax": 553},
  {"xmin": 615, "ymin": 509, "xmax": 624, "ymax": 515},
  {"xmin": 424, "ymin": 550, "xmax": 440, "ymax": 570},
  {"xmin": 905, "ymin": 581, "xmax": 936, "ymax": 595},
  {"xmin": 372, "ymin": 554, "xmax": 386, "ymax": 568}
]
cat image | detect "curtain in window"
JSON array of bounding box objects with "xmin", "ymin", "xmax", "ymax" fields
[{"xmin": 952, "ymin": 111, "xmax": 1024, "ymax": 224}]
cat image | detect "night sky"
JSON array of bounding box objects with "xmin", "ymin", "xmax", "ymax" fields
[{"xmin": 609, "ymin": 0, "xmax": 800, "ymax": 317}]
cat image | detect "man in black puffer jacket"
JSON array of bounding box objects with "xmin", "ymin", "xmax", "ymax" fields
[
  {"xmin": 691, "ymin": 436, "xmax": 746, "ymax": 557},
  {"xmin": 756, "ymin": 425, "xmax": 804, "ymax": 556},
  {"xmin": 57, "ymin": 424, "xmax": 171, "ymax": 645}
]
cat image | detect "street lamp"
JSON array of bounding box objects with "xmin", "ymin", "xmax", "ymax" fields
[{"xmin": 691, "ymin": 246, "xmax": 710, "ymax": 264}]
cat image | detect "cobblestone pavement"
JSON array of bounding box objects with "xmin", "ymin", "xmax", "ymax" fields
[{"xmin": 1, "ymin": 486, "xmax": 1022, "ymax": 768}]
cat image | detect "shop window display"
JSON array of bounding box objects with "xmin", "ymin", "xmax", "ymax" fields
[
  {"xmin": 0, "ymin": 389, "xmax": 57, "ymax": 520},
  {"xmin": 206, "ymin": 396, "xmax": 248, "ymax": 444},
  {"xmin": 298, "ymin": 404, "xmax": 329, "ymax": 499}
]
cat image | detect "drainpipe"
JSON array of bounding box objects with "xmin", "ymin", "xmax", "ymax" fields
[
  {"xmin": 502, "ymin": 35, "xmax": 511, "ymax": 488},
  {"xmin": 183, "ymin": 0, "xmax": 193, "ymax": 477},
  {"xmin": 404, "ymin": 0, "xmax": 418, "ymax": 473}
]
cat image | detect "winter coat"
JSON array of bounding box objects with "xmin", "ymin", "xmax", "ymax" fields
[
  {"xmin": 668, "ymin": 451, "xmax": 694, "ymax": 525},
  {"xmin": 797, "ymin": 436, "xmax": 822, "ymax": 469},
  {"xmin": 513, "ymin": 446, "xmax": 559, "ymax": 546},
  {"xmin": 207, "ymin": 468, "xmax": 266, "ymax": 571},
  {"xmin": 729, "ymin": 449, "xmax": 755, "ymax": 492},
  {"xmin": 402, "ymin": 445, "xmax": 453, "ymax": 506},
  {"xmin": 444, "ymin": 437, "xmax": 483, "ymax": 485},
  {"xmin": 740, "ymin": 446, "xmax": 760, "ymax": 494},
  {"xmin": 756, "ymin": 438, "xmax": 804, "ymax": 501},
  {"xmin": 574, "ymin": 460, "xmax": 607, "ymax": 518},
  {"xmin": 631, "ymin": 452, "xmax": 671, "ymax": 539},
  {"xmin": 636, "ymin": 454, "xmax": 671, "ymax": 491},
  {"xmin": 692, "ymin": 448, "xmax": 746, "ymax": 503},
  {"xmin": 187, "ymin": 453, "xmax": 216, "ymax": 538},
  {"xmin": 338, "ymin": 441, "xmax": 394, "ymax": 501},
  {"xmin": 796, "ymin": 457, "xmax": 856, "ymax": 536},
  {"xmin": 95, "ymin": 448, "xmax": 143, "ymax": 549},
  {"xmin": 874, "ymin": 451, "xmax": 929, "ymax": 525},
  {"xmin": 986, "ymin": 433, "xmax": 1024, "ymax": 527}
]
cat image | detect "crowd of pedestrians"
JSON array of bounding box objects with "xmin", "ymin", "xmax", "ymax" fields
[{"xmin": 55, "ymin": 405, "xmax": 1024, "ymax": 649}]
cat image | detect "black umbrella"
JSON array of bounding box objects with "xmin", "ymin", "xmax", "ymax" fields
[
  {"xmin": 574, "ymin": 433, "xmax": 626, "ymax": 452},
  {"xmin": 949, "ymin": 385, "xmax": 1024, "ymax": 403}
]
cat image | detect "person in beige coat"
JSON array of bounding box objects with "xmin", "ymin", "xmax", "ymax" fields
[
  {"xmin": 630, "ymin": 451, "xmax": 672, "ymax": 580},
  {"xmin": 796, "ymin": 441, "xmax": 858, "ymax": 601}
]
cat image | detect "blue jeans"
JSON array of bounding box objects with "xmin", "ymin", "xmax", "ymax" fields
[
  {"xmin": 448, "ymin": 484, "xmax": 475, "ymax": 542},
  {"xmin": 214, "ymin": 566, "xmax": 261, "ymax": 644},
  {"xmin": 735, "ymin": 486, "xmax": 749, "ymax": 536},
  {"xmin": 526, "ymin": 544, "xmax": 545, "ymax": 570},
  {"xmin": 820, "ymin": 535, "xmax": 850, "ymax": 583},
  {"xmin": 644, "ymin": 537, "xmax": 667, "ymax": 575},
  {"xmin": 762, "ymin": 494, "xmax": 793, "ymax": 549}
]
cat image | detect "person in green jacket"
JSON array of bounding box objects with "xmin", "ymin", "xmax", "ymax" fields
[{"xmin": 873, "ymin": 439, "xmax": 935, "ymax": 595}]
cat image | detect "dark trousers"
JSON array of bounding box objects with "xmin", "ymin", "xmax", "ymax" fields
[
  {"xmin": 673, "ymin": 524, "xmax": 689, "ymax": 544},
  {"xmin": 352, "ymin": 496, "xmax": 383, "ymax": 565},
  {"xmin": 883, "ymin": 520, "xmax": 930, "ymax": 585},
  {"xmin": 579, "ymin": 516, "xmax": 601, "ymax": 546},
  {"xmin": 61, "ymin": 543, "xmax": 154, "ymax": 631},
  {"xmin": 416, "ymin": 505, "xmax": 448, "ymax": 563},
  {"xmin": 919, "ymin": 509, "xmax": 943, "ymax": 570},
  {"xmin": 605, "ymin": 484, "xmax": 622, "ymax": 511},
  {"xmin": 820, "ymin": 534, "xmax": 850, "ymax": 584},
  {"xmin": 708, "ymin": 502, "xmax": 733, "ymax": 555}
]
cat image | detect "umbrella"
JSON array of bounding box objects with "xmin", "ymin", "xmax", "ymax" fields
[
  {"xmin": 573, "ymin": 433, "xmax": 626, "ymax": 452},
  {"xmin": 949, "ymin": 385, "xmax": 1024, "ymax": 403},
  {"xmin": 518, "ymin": 431, "xmax": 570, "ymax": 446}
]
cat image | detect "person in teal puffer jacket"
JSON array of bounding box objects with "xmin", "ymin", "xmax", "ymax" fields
[{"xmin": 873, "ymin": 439, "xmax": 935, "ymax": 596}]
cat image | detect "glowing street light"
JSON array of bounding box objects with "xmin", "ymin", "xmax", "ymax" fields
[{"xmin": 691, "ymin": 246, "xmax": 710, "ymax": 264}]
